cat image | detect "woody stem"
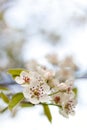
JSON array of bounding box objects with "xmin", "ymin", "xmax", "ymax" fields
[{"xmin": 0, "ymin": 76, "xmax": 87, "ymax": 86}]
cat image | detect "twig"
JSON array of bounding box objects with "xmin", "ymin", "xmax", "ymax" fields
[
  {"xmin": 0, "ymin": 81, "xmax": 17, "ymax": 86},
  {"xmin": 21, "ymin": 101, "xmax": 61, "ymax": 107},
  {"xmin": 0, "ymin": 76, "xmax": 87, "ymax": 86},
  {"xmin": 75, "ymin": 76, "xmax": 87, "ymax": 79}
]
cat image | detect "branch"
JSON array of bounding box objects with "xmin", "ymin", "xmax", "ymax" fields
[
  {"xmin": 0, "ymin": 81, "xmax": 17, "ymax": 86},
  {"xmin": 75, "ymin": 76, "xmax": 87, "ymax": 79},
  {"xmin": 0, "ymin": 76, "xmax": 87, "ymax": 86}
]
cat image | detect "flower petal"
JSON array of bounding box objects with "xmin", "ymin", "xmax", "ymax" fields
[
  {"xmin": 40, "ymin": 95, "xmax": 50, "ymax": 103},
  {"xmin": 15, "ymin": 76, "xmax": 24, "ymax": 84},
  {"xmin": 20, "ymin": 71, "xmax": 29, "ymax": 78},
  {"xmin": 28, "ymin": 98, "xmax": 40, "ymax": 104}
]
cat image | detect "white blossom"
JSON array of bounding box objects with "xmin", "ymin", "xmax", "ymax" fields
[
  {"xmin": 37, "ymin": 66, "xmax": 55, "ymax": 81},
  {"xmin": 15, "ymin": 71, "xmax": 30, "ymax": 86},
  {"xmin": 46, "ymin": 53, "xmax": 59, "ymax": 65},
  {"xmin": 50, "ymin": 80, "xmax": 73, "ymax": 94},
  {"xmin": 55, "ymin": 68, "xmax": 74, "ymax": 82},
  {"xmin": 14, "ymin": 65, "xmax": 77, "ymax": 116},
  {"xmin": 23, "ymin": 83, "xmax": 50, "ymax": 104},
  {"xmin": 59, "ymin": 56, "xmax": 78, "ymax": 71},
  {"xmin": 15, "ymin": 71, "xmax": 50, "ymax": 104},
  {"xmin": 50, "ymin": 80, "xmax": 77, "ymax": 117},
  {"xmin": 59, "ymin": 95, "xmax": 77, "ymax": 118}
]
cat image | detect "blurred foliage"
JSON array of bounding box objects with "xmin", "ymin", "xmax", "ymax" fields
[
  {"xmin": 0, "ymin": 0, "xmax": 27, "ymax": 116},
  {"xmin": 0, "ymin": 0, "xmax": 62, "ymax": 74},
  {"xmin": 0, "ymin": 0, "xmax": 25, "ymax": 72}
]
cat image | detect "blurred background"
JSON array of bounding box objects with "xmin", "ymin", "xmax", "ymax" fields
[{"xmin": 0, "ymin": 0, "xmax": 87, "ymax": 130}]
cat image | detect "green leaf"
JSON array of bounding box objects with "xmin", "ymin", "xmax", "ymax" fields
[
  {"xmin": 73, "ymin": 87, "xmax": 78, "ymax": 96},
  {"xmin": 42, "ymin": 104, "xmax": 52, "ymax": 123},
  {"xmin": 21, "ymin": 102, "xmax": 34, "ymax": 107},
  {"xmin": 0, "ymin": 86, "xmax": 9, "ymax": 91},
  {"xmin": 7, "ymin": 68, "xmax": 25, "ymax": 78},
  {"xmin": 8, "ymin": 92, "xmax": 24, "ymax": 110},
  {"xmin": 0, "ymin": 92, "xmax": 9, "ymax": 104},
  {"xmin": 0, "ymin": 107, "xmax": 8, "ymax": 113}
]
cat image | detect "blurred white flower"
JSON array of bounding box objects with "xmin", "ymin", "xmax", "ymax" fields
[
  {"xmin": 55, "ymin": 68, "xmax": 74, "ymax": 82},
  {"xmin": 15, "ymin": 71, "xmax": 30, "ymax": 86},
  {"xmin": 37, "ymin": 66, "xmax": 55, "ymax": 81},
  {"xmin": 25, "ymin": 59, "xmax": 39, "ymax": 71},
  {"xmin": 59, "ymin": 56, "xmax": 78, "ymax": 71},
  {"xmin": 50, "ymin": 80, "xmax": 73, "ymax": 93},
  {"xmin": 46, "ymin": 53, "xmax": 59, "ymax": 65},
  {"xmin": 58, "ymin": 80, "xmax": 73, "ymax": 91},
  {"xmin": 25, "ymin": 59, "xmax": 55, "ymax": 81},
  {"xmin": 59, "ymin": 93, "xmax": 77, "ymax": 118},
  {"xmin": 50, "ymin": 80, "xmax": 77, "ymax": 117}
]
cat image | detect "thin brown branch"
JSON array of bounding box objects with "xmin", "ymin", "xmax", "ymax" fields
[
  {"xmin": 75, "ymin": 76, "xmax": 87, "ymax": 79},
  {"xmin": 0, "ymin": 76, "xmax": 87, "ymax": 86},
  {"xmin": 0, "ymin": 81, "xmax": 17, "ymax": 86}
]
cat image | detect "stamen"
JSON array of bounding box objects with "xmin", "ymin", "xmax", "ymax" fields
[
  {"xmin": 23, "ymin": 77, "xmax": 30, "ymax": 83},
  {"xmin": 54, "ymin": 96, "xmax": 60, "ymax": 104}
]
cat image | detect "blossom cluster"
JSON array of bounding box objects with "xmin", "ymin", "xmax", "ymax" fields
[{"xmin": 15, "ymin": 54, "xmax": 77, "ymax": 117}]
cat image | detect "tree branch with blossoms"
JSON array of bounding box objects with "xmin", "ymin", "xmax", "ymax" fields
[{"xmin": 0, "ymin": 54, "xmax": 79, "ymax": 122}]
